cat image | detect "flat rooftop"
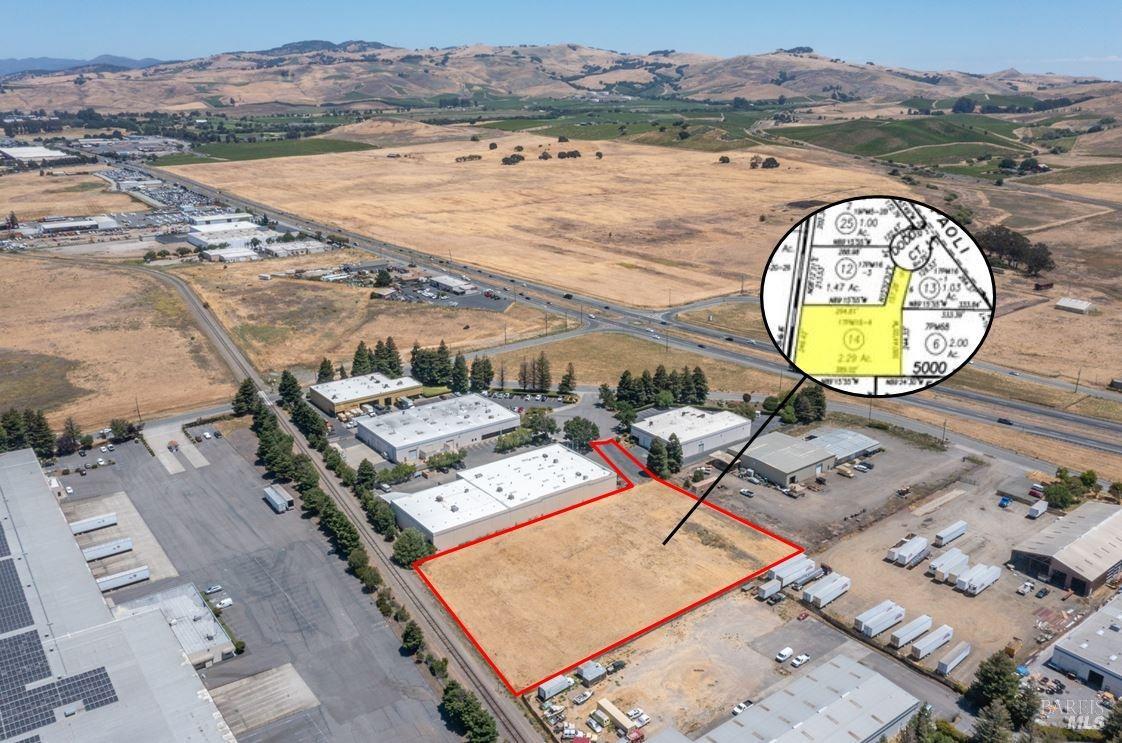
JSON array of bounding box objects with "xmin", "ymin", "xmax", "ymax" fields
[
  {"xmin": 114, "ymin": 582, "xmax": 234, "ymax": 662},
  {"xmin": 1055, "ymin": 592, "xmax": 1122, "ymax": 676},
  {"xmin": 696, "ymin": 655, "xmax": 918, "ymax": 742},
  {"xmin": 632, "ymin": 407, "xmax": 750, "ymax": 445},
  {"xmin": 807, "ymin": 428, "xmax": 880, "ymax": 460},
  {"xmin": 310, "ymin": 372, "xmax": 422, "ymax": 405},
  {"xmin": 187, "ymin": 220, "xmax": 261, "ymax": 234},
  {"xmin": 0, "ymin": 448, "xmax": 231, "ymax": 742},
  {"xmin": 0, "ymin": 145, "xmax": 70, "ymax": 160},
  {"xmin": 430, "ymin": 274, "xmax": 473, "ymax": 289},
  {"xmin": 742, "ymin": 432, "xmax": 834, "ymax": 472},
  {"xmin": 187, "ymin": 212, "xmax": 252, "ymax": 224},
  {"xmin": 389, "ymin": 444, "xmax": 614, "ymax": 534},
  {"xmin": 201, "ymin": 246, "xmax": 259, "ymax": 260},
  {"xmin": 358, "ymin": 394, "xmax": 519, "ymax": 449}
]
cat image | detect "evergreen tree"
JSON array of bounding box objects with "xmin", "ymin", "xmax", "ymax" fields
[
  {"xmin": 535, "ymin": 351, "xmax": 551, "ymax": 391},
  {"xmin": 967, "ymin": 652, "xmax": 1021, "ymax": 713},
  {"xmin": 434, "ymin": 340, "xmax": 452, "ymax": 385},
  {"xmin": 562, "ymin": 417, "xmax": 599, "ymax": 452},
  {"xmin": 793, "ymin": 392, "xmax": 815, "ymax": 423},
  {"xmin": 639, "ymin": 370, "xmax": 655, "ymax": 405},
  {"xmin": 517, "ymin": 359, "xmax": 531, "ymax": 390},
  {"xmin": 597, "ymin": 384, "xmax": 616, "ymax": 410},
  {"xmin": 373, "ymin": 339, "xmax": 388, "ymax": 373},
  {"xmin": 677, "ymin": 366, "xmax": 695, "ymax": 404},
  {"xmin": 617, "ymin": 370, "xmax": 637, "ymax": 405},
  {"xmin": 691, "ymin": 367, "xmax": 709, "ymax": 404},
  {"xmin": 647, "ymin": 439, "xmax": 670, "ymax": 477},
  {"xmin": 1101, "ymin": 702, "xmax": 1122, "ymax": 740},
  {"xmin": 1006, "ymin": 685, "xmax": 1040, "ymax": 731},
  {"xmin": 469, "ymin": 357, "xmax": 494, "ymax": 392},
  {"xmin": 25, "ymin": 410, "xmax": 55, "ymax": 460},
  {"xmin": 233, "ymin": 378, "xmax": 259, "ymax": 416},
  {"xmin": 393, "ymin": 528, "xmax": 435, "ymax": 566},
  {"xmin": 653, "ymin": 364, "xmax": 669, "ymax": 392},
  {"xmin": 558, "ymin": 363, "xmax": 576, "ymax": 395},
  {"xmin": 384, "ymin": 337, "xmax": 403, "ymax": 376},
  {"xmin": 356, "ymin": 459, "xmax": 377, "ymax": 492},
  {"xmin": 970, "ymin": 700, "xmax": 1014, "ymax": 743},
  {"xmin": 316, "ymin": 358, "xmax": 334, "ymax": 384},
  {"xmin": 278, "ymin": 370, "xmax": 301, "ymax": 407},
  {"xmin": 401, "ymin": 620, "xmax": 425, "ymax": 655},
  {"xmin": 337, "ymin": 363, "xmax": 348, "ymax": 379},
  {"xmin": 352, "ymin": 340, "xmax": 373, "ymax": 376},
  {"xmin": 2, "ymin": 408, "xmax": 28, "ymax": 451},
  {"xmin": 56, "ymin": 417, "xmax": 81, "ymax": 456},
  {"xmin": 666, "ymin": 433, "xmax": 683, "ymax": 473},
  {"xmin": 450, "ymin": 353, "xmax": 470, "ymax": 394},
  {"xmin": 614, "ymin": 402, "xmax": 637, "ymax": 430},
  {"xmin": 370, "ymin": 498, "xmax": 398, "ymax": 537},
  {"xmin": 668, "ymin": 369, "xmax": 682, "ymax": 401}
]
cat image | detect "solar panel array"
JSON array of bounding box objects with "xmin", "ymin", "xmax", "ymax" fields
[
  {"xmin": 0, "ymin": 560, "xmax": 32, "ymax": 635},
  {"xmin": 0, "ymin": 631, "xmax": 50, "ymax": 696},
  {"xmin": 0, "ymin": 526, "xmax": 10, "ymax": 559}
]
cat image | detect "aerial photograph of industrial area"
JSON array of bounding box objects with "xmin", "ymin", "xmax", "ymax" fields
[{"xmin": 2, "ymin": 1, "xmax": 1122, "ymax": 741}]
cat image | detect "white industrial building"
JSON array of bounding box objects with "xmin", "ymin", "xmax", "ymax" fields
[
  {"xmin": 260, "ymin": 239, "xmax": 327, "ymax": 258},
  {"xmin": 1055, "ymin": 297, "xmax": 1094, "ymax": 315},
  {"xmin": 1050, "ymin": 592, "xmax": 1122, "ymax": 695},
  {"xmin": 357, "ymin": 394, "xmax": 520, "ymax": 463},
  {"xmin": 308, "ymin": 372, "xmax": 423, "ymax": 415},
  {"xmin": 742, "ymin": 432, "xmax": 836, "ymax": 485},
  {"xmin": 429, "ymin": 274, "xmax": 477, "ymax": 295},
  {"xmin": 647, "ymin": 654, "xmax": 920, "ymax": 743},
  {"xmin": 631, "ymin": 407, "xmax": 752, "ymax": 458},
  {"xmin": 0, "ymin": 144, "xmax": 72, "ymax": 162},
  {"xmin": 384, "ymin": 444, "xmax": 615, "ymax": 549},
  {"xmin": 199, "ymin": 246, "xmax": 260, "ymax": 262},
  {"xmin": 186, "ymin": 211, "xmax": 253, "ymax": 226},
  {"xmin": 37, "ymin": 215, "xmax": 119, "ymax": 234},
  {"xmin": 186, "ymin": 220, "xmax": 281, "ymax": 250}
]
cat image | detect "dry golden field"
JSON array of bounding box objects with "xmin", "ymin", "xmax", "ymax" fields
[
  {"xmin": 173, "ymin": 251, "xmax": 564, "ymax": 374},
  {"xmin": 0, "ymin": 256, "xmax": 234, "ymax": 428},
  {"xmin": 419, "ymin": 477, "xmax": 797, "ymax": 692},
  {"xmin": 164, "ymin": 134, "xmax": 909, "ymax": 307},
  {"xmin": 0, "ymin": 169, "xmax": 145, "ymax": 220}
]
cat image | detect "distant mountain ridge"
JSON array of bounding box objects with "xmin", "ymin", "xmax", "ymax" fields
[
  {"xmin": 0, "ymin": 54, "xmax": 161, "ymax": 77},
  {"xmin": 0, "ymin": 40, "xmax": 1113, "ymax": 113}
]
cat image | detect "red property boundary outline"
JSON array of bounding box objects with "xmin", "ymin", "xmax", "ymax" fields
[{"xmin": 413, "ymin": 438, "xmax": 804, "ymax": 696}]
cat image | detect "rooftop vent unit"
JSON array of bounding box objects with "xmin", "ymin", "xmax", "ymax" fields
[
  {"xmin": 450, "ymin": 505, "xmax": 459, "ymax": 512},
  {"xmin": 435, "ymin": 495, "xmax": 444, "ymax": 502}
]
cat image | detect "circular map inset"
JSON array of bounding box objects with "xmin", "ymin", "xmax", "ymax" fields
[{"xmin": 760, "ymin": 196, "xmax": 995, "ymax": 397}]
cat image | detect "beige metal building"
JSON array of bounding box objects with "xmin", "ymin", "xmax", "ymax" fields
[
  {"xmin": 308, "ymin": 372, "xmax": 423, "ymax": 415},
  {"xmin": 1012, "ymin": 502, "xmax": 1122, "ymax": 595},
  {"xmin": 742, "ymin": 432, "xmax": 835, "ymax": 485}
]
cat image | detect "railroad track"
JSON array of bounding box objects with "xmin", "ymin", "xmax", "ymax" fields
[{"xmin": 8, "ymin": 252, "xmax": 537, "ymax": 743}]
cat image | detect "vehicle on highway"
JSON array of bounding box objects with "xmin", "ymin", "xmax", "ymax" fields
[
  {"xmin": 997, "ymin": 417, "xmax": 1014, "ymax": 425},
  {"xmin": 203, "ymin": 584, "xmax": 222, "ymax": 595},
  {"xmin": 775, "ymin": 647, "xmax": 794, "ymax": 662},
  {"xmin": 563, "ymin": 293, "xmax": 573, "ymax": 299}
]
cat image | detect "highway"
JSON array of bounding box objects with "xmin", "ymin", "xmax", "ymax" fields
[
  {"xmin": 139, "ymin": 165, "xmax": 1122, "ymax": 457},
  {"xmin": 8, "ymin": 251, "xmax": 541, "ymax": 743}
]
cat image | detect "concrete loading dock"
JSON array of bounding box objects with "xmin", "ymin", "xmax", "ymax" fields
[
  {"xmin": 631, "ymin": 406, "xmax": 752, "ymax": 459},
  {"xmin": 308, "ymin": 372, "xmax": 423, "ymax": 415},
  {"xmin": 357, "ymin": 394, "xmax": 519, "ymax": 463}
]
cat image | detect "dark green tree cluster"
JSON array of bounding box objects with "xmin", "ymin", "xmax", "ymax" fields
[
  {"xmin": 108, "ymin": 418, "xmax": 141, "ymax": 443},
  {"xmin": 316, "ymin": 358, "xmax": 335, "ymax": 383},
  {"xmin": 615, "ymin": 365, "xmax": 709, "ymax": 408},
  {"xmin": 792, "ymin": 384, "xmax": 827, "ymax": 423},
  {"xmin": 469, "ymin": 356, "xmax": 494, "ymax": 392},
  {"xmin": 975, "ymin": 225, "xmax": 1055, "ymax": 276},
  {"xmin": 898, "ymin": 703, "xmax": 962, "ymax": 743},
  {"xmin": 440, "ymin": 680, "xmax": 498, "ymax": 743},
  {"xmin": 1042, "ymin": 466, "xmax": 1100, "ymax": 509},
  {"xmin": 647, "ymin": 439, "xmax": 670, "ymax": 477},
  {"xmin": 522, "ymin": 408, "xmax": 557, "ymax": 442},
  {"xmin": 232, "ymin": 378, "xmax": 259, "ymax": 416},
  {"xmin": 278, "ymin": 370, "xmax": 302, "ymax": 407},
  {"xmin": 516, "ymin": 352, "xmax": 552, "ymax": 392},
  {"xmin": 251, "ymin": 405, "xmax": 297, "ymax": 481},
  {"xmin": 55, "ymin": 417, "xmax": 83, "ymax": 456},
  {"xmin": 290, "ymin": 396, "xmax": 329, "ymax": 450},
  {"xmin": 352, "ymin": 337, "xmax": 404, "ymax": 377},
  {"xmin": 0, "ymin": 408, "xmax": 55, "ymax": 460},
  {"xmin": 965, "ymin": 651, "xmax": 1039, "ymax": 731},
  {"xmin": 425, "ymin": 449, "xmax": 465, "ymax": 471},
  {"xmin": 450, "ymin": 353, "xmax": 470, "ymax": 394},
  {"xmin": 666, "ymin": 433, "xmax": 683, "ymax": 473},
  {"xmin": 562, "ymin": 417, "xmax": 599, "ymax": 452},
  {"xmin": 393, "ymin": 527, "xmax": 436, "ymax": 567},
  {"xmin": 411, "ymin": 340, "xmax": 453, "ymax": 387},
  {"xmin": 558, "ymin": 363, "xmax": 577, "ymax": 395}
]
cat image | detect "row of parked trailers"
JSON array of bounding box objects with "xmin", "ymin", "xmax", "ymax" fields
[{"xmin": 853, "ymin": 600, "xmax": 957, "ymax": 660}]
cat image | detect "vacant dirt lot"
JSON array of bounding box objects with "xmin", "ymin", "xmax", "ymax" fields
[
  {"xmin": 0, "ymin": 256, "xmax": 234, "ymax": 428},
  {"xmin": 0, "ymin": 168, "xmax": 145, "ymax": 220},
  {"xmin": 173, "ymin": 251, "xmax": 562, "ymax": 375},
  {"xmin": 419, "ymin": 476, "xmax": 798, "ymax": 692},
  {"xmin": 678, "ymin": 301, "xmax": 768, "ymax": 340},
  {"xmin": 321, "ymin": 117, "xmax": 498, "ymax": 147},
  {"xmin": 164, "ymin": 134, "xmax": 907, "ymax": 307},
  {"xmin": 817, "ymin": 468, "xmax": 1094, "ymax": 682}
]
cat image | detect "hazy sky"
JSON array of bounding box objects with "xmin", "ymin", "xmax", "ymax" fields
[{"xmin": 8, "ymin": 0, "xmax": 1121, "ymax": 79}]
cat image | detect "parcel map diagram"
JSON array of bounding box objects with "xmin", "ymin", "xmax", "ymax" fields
[{"xmin": 761, "ymin": 197, "xmax": 994, "ymax": 396}]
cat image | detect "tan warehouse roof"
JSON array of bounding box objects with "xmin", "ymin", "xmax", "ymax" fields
[{"xmin": 1014, "ymin": 502, "xmax": 1122, "ymax": 582}]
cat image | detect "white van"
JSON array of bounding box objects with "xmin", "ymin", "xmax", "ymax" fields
[{"xmin": 775, "ymin": 647, "xmax": 794, "ymax": 662}]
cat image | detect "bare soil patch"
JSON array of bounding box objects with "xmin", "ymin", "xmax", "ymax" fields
[{"xmin": 0, "ymin": 168, "xmax": 145, "ymax": 220}]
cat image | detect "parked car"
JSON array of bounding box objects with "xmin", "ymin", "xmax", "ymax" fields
[
  {"xmin": 99, "ymin": 446, "xmax": 108, "ymax": 453},
  {"xmin": 215, "ymin": 597, "xmax": 234, "ymax": 609},
  {"xmin": 791, "ymin": 654, "xmax": 810, "ymax": 668},
  {"xmin": 586, "ymin": 718, "xmax": 602, "ymax": 734},
  {"xmin": 203, "ymin": 431, "xmax": 212, "ymax": 440},
  {"xmin": 606, "ymin": 660, "xmax": 626, "ymax": 674},
  {"xmin": 96, "ymin": 458, "xmax": 105, "ymax": 466},
  {"xmin": 635, "ymin": 714, "xmax": 651, "ymax": 728},
  {"xmin": 79, "ymin": 450, "xmax": 87, "ymax": 457},
  {"xmin": 739, "ymin": 488, "xmax": 754, "ymax": 497},
  {"xmin": 626, "ymin": 708, "xmax": 644, "ymax": 721},
  {"xmin": 106, "ymin": 443, "xmax": 115, "ymax": 451},
  {"xmin": 203, "ymin": 584, "xmax": 223, "ymax": 595},
  {"xmin": 1036, "ymin": 587, "xmax": 1051, "ymax": 599},
  {"xmin": 214, "ymin": 430, "xmax": 223, "ymax": 438},
  {"xmin": 797, "ymin": 611, "xmax": 809, "ymax": 621},
  {"xmin": 64, "ymin": 486, "xmax": 74, "ymax": 495},
  {"xmin": 79, "ymin": 469, "xmax": 86, "ymax": 476},
  {"xmin": 732, "ymin": 701, "xmax": 751, "ymax": 716},
  {"xmin": 775, "ymin": 647, "xmax": 794, "ymax": 662}
]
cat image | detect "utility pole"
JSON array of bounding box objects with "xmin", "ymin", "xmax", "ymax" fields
[
  {"xmin": 941, "ymin": 418, "xmax": 948, "ymax": 444},
  {"xmin": 1075, "ymin": 367, "xmax": 1082, "ymax": 393}
]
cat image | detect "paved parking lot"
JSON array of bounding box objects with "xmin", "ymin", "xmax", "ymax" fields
[{"xmin": 55, "ymin": 429, "xmax": 454, "ymax": 742}]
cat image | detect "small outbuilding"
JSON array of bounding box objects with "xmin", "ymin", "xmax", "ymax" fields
[{"xmin": 575, "ymin": 660, "xmax": 606, "ymax": 686}]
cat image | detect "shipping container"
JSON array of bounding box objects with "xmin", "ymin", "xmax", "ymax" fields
[
  {"xmin": 808, "ymin": 574, "xmax": 850, "ymax": 608},
  {"xmin": 802, "ymin": 573, "xmax": 843, "ymax": 602},
  {"xmin": 81, "ymin": 537, "xmax": 133, "ymax": 562},
  {"xmin": 934, "ymin": 521, "xmax": 968, "ymax": 547},
  {"xmin": 940, "ymin": 554, "xmax": 972, "ymax": 584},
  {"xmin": 902, "ymin": 545, "xmax": 932, "ymax": 569},
  {"xmin": 928, "ymin": 548, "xmax": 965, "ymax": 576},
  {"xmin": 264, "ymin": 485, "xmax": 293, "ymax": 514},
  {"xmin": 96, "ymin": 565, "xmax": 150, "ymax": 592},
  {"xmin": 890, "ymin": 615, "xmax": 933, "ymax": 648},
  {"xmin": 780, "ymin": 561, "xmax": 820, "ymax": 588},
  {"xmin": 789, "ymin": 567, "xmax": 825, "ymax": 590},
  {"xmin": 863, "ymin": 605, "xmax": 906, "ymax": 638},
  {"xmin": 1028, "ymin": 499, "xmax": 1049, "ymax": 519},
  {"xmin": 68, "ymin": 512, "xmax": 117, "ymax": 535},
  {"xmin": 937, "ymin": 642, "xmax": 972, "ymax": 675},
  {"xmin": 894, "ymin": 536, "xmax": 929, "ymax": 566},
  {"xmin": 965, "ymin": 565, "xmax": 1001, "ymax": 596},
  {"xmin": 954, "ymin": 564, "xmax": 988, "ymax": 592},
  {"xmin": 911, "ymin": 625, "xmax": 954, "ymax": 659},
  {"xmin": 756, "ymin": 579, "xmax": 782, "ymax": 600},
  {"xmin": 536, "ymin": 675, "xmax": 574, "ymax": 701},
  {"xmin": 767, "ymin": 555, "xmax": 812, "ymax": 582},
  {"xmin": 855, "ymin": 600, "xmax": 896, "ymax": 632}
]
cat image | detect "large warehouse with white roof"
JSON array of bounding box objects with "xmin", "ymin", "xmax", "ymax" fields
[
  {"xmin": 1011, "ymin": 502, "xmax": 1122, "ymax": 595},
  {"xmin": 385, "ymin": 444, "xmax": 616, "ymax": 548},
  {"xmin": 631, "ymin": 407, "xmax": 751, "ymax": 459},
  {"xmin": 357, "ymin": 393, "xmax": 520, "ymax": 462}
]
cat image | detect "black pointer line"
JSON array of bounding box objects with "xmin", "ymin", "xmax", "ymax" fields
[{"xmin": 662, "ymin": 375, "xmax": 807, "ymax": 545}]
